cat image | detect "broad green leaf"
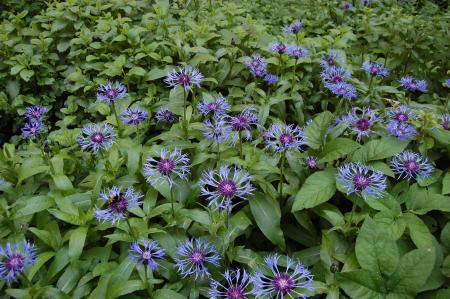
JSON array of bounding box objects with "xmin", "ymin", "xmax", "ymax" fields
[
  {"xmin": 403, "ymin": 213, "xmax": 433, "ymax": 248},
  {"xmin": 57, "ymin": 265, "xmax": 82, "ymax": 294},
  {"xmin": 153, "ymin": 289, "xmax": 187, "ymax": 299},
  {"xmin": 442, "ymin": 172, "xmax": 450, "ymax": 195},
  {"xmin": 319, "ymin": 138, "xmax": 360, "ymax": 163},
  {"xmin": 69, "ymin": 227, "xmax": 88, "ymax": 262},
  {"xmin": 351, "ymin": 137, "xmax": 409, "ymax": 162},
  {"xmin": 405, "ymin": 184, "xmax": 450, "ymax": 214},
  {"xmin": 12, "ymin": 196, "xmax": 54, "ymax": 218},
  {"xmin": 27, "ymin": 251, "xmax": 55, "ymax": 281},
  {"xmin": 336, "ymin": 270, "xmax": 386, "ymax": 299},
  {"xmin": 305, "ymin": 111, "xmax": 334, "ymax": 149}
]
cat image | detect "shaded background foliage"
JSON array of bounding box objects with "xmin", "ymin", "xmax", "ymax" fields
[{"xmin": 0, "ymin": 0, "xmax": 449, "ymax": 298}]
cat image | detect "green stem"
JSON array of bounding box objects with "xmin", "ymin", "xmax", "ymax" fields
[
  {"xmin": 348, "ymin": 201, "xmax": 357, "ymax": 227},
  {"xmin": 111, "ymin": 102, "xmax": 122, "ymax": 137},
  {"xmin": 367, "ymin": 75, "xmax": 374, "ymax": 95},
  {"xmin": 335, "ymin": 98, "xmax": 344, "ymax": 114},
  {"xmin": 183, "ymin": 88, "xmax": 188, "ymax": 139},
  {"xmin": 216, "ymin": 142, "xmax": 220, "ymax": 166},
  {"xmin": 136, "ymin": 124, "xmax": 140, "ymax": 145},
  {"xmin": 279, "ymin": 151, "xmax": 286, "ymax": 200},
  {"xmin": 145, "ymin": 267, "xmax": 153, "ymax": 296},
  {"xmin": 170, "ymin": 187, "xmax": 175, "ymax": 219},
  {"xmin": 277, "ymin": 53, "xmax": 282, "ymax": 76},
  {"xmin": 291, "ymin": 59, "xmax": 298, "ymax": 95},
  {"xmin": 125, "ymin": 218, "xmax": 137, "ymax": 240},
  {"xmin": 238, "ymin": 131, "xmax": 243, "ymax": 160}
]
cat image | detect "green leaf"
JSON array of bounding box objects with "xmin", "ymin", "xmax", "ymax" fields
[
  {"xmin": 153, "ymin": 289, "xmax": 187, "ymax": 299},
  {"xmin": 351, "ymin": 137, "xmax": 409, "ymax": 162},
  {"xmin": 128, "ymin": 66, "xmax": 146, "ymax": 77},
  {"xmin": 405, "ymin": 184, "xmax": 450, "ymax": 214},
  {"xmin": 305, "ymin": 111, "xmax": 334, "ymax": 149},
  {"xmin": 19, "ymin": 69, "xmax": 34, "ymax": 81},
  {"xmin": 356, "ymin": 217, "xmax": 399, "ymax": 276},
  {"xmin": 12, "ymin": 196, "xmax": 54, "ymax": 218},
  {"xmin": 337, "ymin": 270, "xmax": 386, "ymax": 299},
  {"xmin": 69, "ymin": 227, "xmax": 88, "ymax": 262},
  {"xmin": 107, "ymin": 258, "xmax": 136, "ymax": 298},
  {"xmin": 249, "ymin": 192, "xmax": 285, "ymax": 250},
  {"xmin": 442, "ymin": 172, "xmax": 450, "ymax": 195},
  {"xmin": 292, "ymin": 168, "xmax": 336, "ymax": 211},
  {"xmin": 145, "ymin": 68, "xmax": 168, "ymax": 81},
  {"xmin": 27, "ymin": 251, "xmax": 55, "ymax": 281},
  {"xmin": 51, "ymin": 174, "xmax": 74, "ymax": 191},
  {"xmin": 319, "ymin": 138, "xmax": 360, "ymax": 163},
  {"xmin": 403, "ymin": 213, "xmax": 433, "ymax": 248}
]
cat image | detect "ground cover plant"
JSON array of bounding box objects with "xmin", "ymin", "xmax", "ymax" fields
[{"xmin": 0, "ymin": 0, "xmax": 449, "ymax": 298}]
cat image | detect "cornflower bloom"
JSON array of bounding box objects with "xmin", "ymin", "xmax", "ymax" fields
[
  {"xmin": 399, "ymin": 76, "xmax": 427, "ymax": 93},
  {"xmin": 286, "ymin": 45, "xmax": 309, "ymax": 59},
  {"xmin": 143, "ymin": 148, "xmax": 190, "ymax": 187},
  {"xmin": 77, "ymin": 123, "xmax": 116, "ymax": 153},
  {"xmin": 129, "ymin": 239, "xmax": 165, "ymax": 271},
  {"xmin": 362, "ymin": 61, "xmax": 389, "ymax": 77},
  {"xmin": 438, "ymin": 114, "xmax": 450, "ymax": 131},
  {"xmin": 344, "ymin": 108, "xmax": 379, "ymax": 142},
  {"xmin": 175, "ymin": 239, "xmax": 220, "ymax": 280},
  {"xmin": 155, "ymin": 108, "xmax": 177, "ymax": 124},
  {"xmin": 209, "ymin": 269, "xmax": 252, "ymax": 299},
  {"xmin": 386, "ymin": 121, "xmax": 416, "ymax": 140},
  {"xmin": 264, "ymin": 74, "xmax": 278, "ymax": 85},
  {"xmin": 391, "ymin": 150, "xmax": 434, "ymax": 180},
  {"xmin": 164, "ymin": 65, "xmax": 203, "ymax": 91},
  {"xmin": 197, "ymin": 95, "xmax": 231, "ymax": 118},
  {"xmin": 203, "ymin": 116, "xmax": 233, "ymax": 144},
  {"xmin": 121, "ymin": 107, "xmax": 148, "ymax": 126},
  {"xmin": 264, "ymin": 123, "xmax": 306, "ymax": 153},
  {"xmin": 284, "ymin": 20, "xmax": 303, "ymax": 34},
  {"xmin": 229, "ymin": 107, "xmax": 259, "ymax": 144},
  {"xmin": 387, "ymin": 105, "xmax": 416, "ymax": 123},
  {"xmin": 305, "ymin": 156, "xmax": 319, "ymax": 170},
  {"xmin": 25, "ymin": 105, "xmax": 46, "ymax": 121},
  {"xmin": 96, "ymin": 81, "xmax": 127, "ymax": 104},
  {"xmin": 244, "ymin": 54, "xmax": 267, "ymax": 78},
  {"xmin": 94, "ymin": 186, "xmax": 143, "ymax": 224},
  {"xmin": 0, "ymin": 241, "xmax": 36, "ymax": 285},
  {"xmin": 268, "ymin": 42, "xmax": 287, "ymax": 54},
  {"xmin": 21, "ymin": 121, "xmax": 44, "ymax": 139},
  {"xmin": 320, "ymin": 49, "xmax": 346, "ymax": 68},
  {"xmin": 337, "ymin": 162, "xmax": 387, "ymax": 199}
]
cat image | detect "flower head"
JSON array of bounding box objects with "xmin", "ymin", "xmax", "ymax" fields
[
  {"xmin": 209, "ymin": 269, "xmax": 252, "ymax": 299},
  {"xmin": 321, "ymin": 66, "xmax": 351, "ymax": 85},
  {"xmin": 284, "ymin": 20, "xmax": 303, "ymax": 34},
  {"xmin": 175, "ymin": 239, "xmax": 220, "ymax": 279},
  {"xmin": 438, "ymin": 114, "xmax": 450, "ymax": 131},
  {"xmin": 21, "ymin": 121, "xmax": 44, "ymax": 139},
  {"xmin": 251, "ymin": 254, "xmax": 314, "ymax": 299},
  {"xmin": 268, "ymin": 42, "xmax": 287, "ymax": 54},
  {"xmin": 0, "ymin": 241, "xmax": 36, "ymax": 285},
  {"xmin": 77, "ymin": 123, "xmax": 116, "ymax": 153},
  {"xmin": 444, "ymin": 79, "xmax": 450, "ymax": 87},
  {"xmin": 362, "ymin": 61, "xmax": 389, "ymax": 77},
  {"xmin": 229, "ymin": 107, "xmax": 259, "ymax": 143},
  {"xmin": 337, "ymin": 162, "xmax": 387, "ymax": 199},
  {"xmin": 387, "ymin": 105, "xmax": 416, "ymax": 123},
  {"xmin": 244, "ymin": 54, "xmax": 267, "ymax": 78},
  {"xmin": 327, "ymin": 82, "xmax": 357, "ymax": 101},
  {"xmin": 155, "ymin": 108, "xmax": 178, "ymax": 124},
  {"xmin": 164, "ymin": 65, "xmax": 203, "ymax": 91},
  {"xmin": 387, "ymin": 121, "xmax": 416, "ymax": 140},
  {"xmin": 94, "ymin": 186, "xmax": 143, "ymax": 224},
  {"xmin": 265, "ymin": 123, "xmax": 306, "ymax": 153},
  {"xmin": 391, "ymin": 150, "xmax": 434, "ymax": 180},
  {"xmin": 121, "ymin": 108, "xmax": 148, "ymax": 126},
  {"xmin": 399, "ymin": 76, "xmax": 427, "ymax": 93},
  {"xmin": 320, "ymin": 49, "xmax": 345, "ymax": 68},
  {"xmin": 203, "ymin": 116, "xmax": 233, "ymax": 144},
  {"xmin": 25, "ymin": 106, "xmax": 47, "ymax": 121},
  {"xmin": 305, "ymin": 156, "xmax": 319, "ymax": 170},
  {"xmin": 129, "ymin": 239, "xmax": 165, "ymax": 271},
  {"xmin": 362, "ymin": 0, "xmax": 372, "ymax": 6},
  {"xmin": 199, "ymin": 165, "xmax": 254, "ymax": 210},
  {"xmin": 198, "ymin": 95, "xmax": 231, "ymax": 118},
  {"xmin": 143, "ymin": 148, "xmax": 190, "ymax": 187},
  {"xmin": 96, "ymin": 81, "xmax": 127, "ymax": 104},
  {"xmin": 286, "ymin": 45, "xmax": 309, "ymax": 59},
  {"xmin": 344, "ymin": 107, "xmax": 379, "ymax": 142},
  {"xmin": 342, "ymin": 2, "xmax": 354, "ymax": 9},
  {"xmin": 264, "ymin": 74, "xmax": 279, "ymax": 85}
]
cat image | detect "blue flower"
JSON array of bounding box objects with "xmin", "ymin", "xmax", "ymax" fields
[
  {"xmin": 399, "ymin": 76, "xmax": 427, "ymax": 93},
  {"xmin": 21, "ymin": 121, "xmax": 44, "ymax": 139},
  {"xmin": 444, "ymin": 78, "xmax": 450, "ymax": 87},
  {"xmin": 438, "ymin": 114, "xmax": 450, "ymax": 131},
  {"xmin": 264, "ymin": 74, "xmax": 279, "ymax": 85},
  {"xmin": 342, "ymin": 2, "xmax": 353, "ymax": 9},
  {"xmin": 197, "ymin": 95, "xmax": 231, "ymax": 118},
  {"xmin": 164, "ymin": 65, "xmax": 203, "ymax": 91},
  {"xmin": 25, "ymin": 105, "xmax": 47, "ymax": 121},
  {"xmin": 284, "ymin": 20, "xmax": 303, "ymax": 34},
  {"xmin": 320, "ymin": 49, "xmax": 346, "ymax": 69},
  {"xmin": 327, "ymin": 82, "xmax": 357, "ymax": 101},
  {"xmin": 143, "ymin": 148, "xmax": 190, "ymax": 187},
  {"xmin": 244, "ymin": 54, "xmax": 267, "ymax": 78},
  {"xmin": 321, "ymin": 66, "xmax": 351, "ymax": 85},
  {"xmin": 121, "ymin": 107, "xmax": 148, "ymax": 126},
  {"xmin": 203, "ymin": 116, "xmax": 233, "ymax": 144},
  {"xmin": 175, "ymin": 239, "xmax": 220, "ymax": 279},
  {"xmin": 129, "ymin": 239, "xmax": 165, "ymax": 271},
  {"xmin": 94, "ymin": 186, "xmax": 143, "ymax": 224},
  {"xmin": 155, "ymin": 108, "xmax": 177, "ymax": 124},
  {"xmin": 199, "ymin": 165, "xmax": 254, "ymax": 210},
  {"xmin": 391, "ymin": 150, "xmax": 434, "ymax": 180},
  {"xmin": 265, "ymin": 123, "xmax": 306, "ymax": 153},
  {"xmin": 77, "ymin": 123, "xmax": 116, "ymax": 153},
  {"xmin": 251, "ymin": 254, "xmax": 314, "ymax": 299},
  {"xmin": 96, "ymin": 81, "xmax": 128, "ymax": 104},
  {"xmin": 0, "ymin": 241, "xmax": 36, "ymax": 285},
  {"xmin": 337, "ymin": 162, "xmax": 387, "ymax": 199},
  {"xmin": 387, "ymin": 121, "xmax": 416, "ymax": 140},
  {"xmin": 387, "ymin": 105, "xmax": 416, "ymax": 123},
  {"xmin": 305, "ymin": 156, "xmax": 319, "ymax": 170},
  {"xmin": 362, "ymin": 0, "xmax": 372, "ymax": 6},
  {"xmin": 362, "ymin": 61, "xmax": 389, "ymax": 77},
  {"xmin": 229, "ymin": 107, "xmax": 259, "ymax": 144},
  {"xmin": 344, "ymin": 107, "xmax": 379, "ymax": 142},
  {"xmin": 209, "ymin": 269, "xmax": 252, "ymax": 299},
  {"xmin": 286, "ymin": 45, "xmax": 309, "ymax": 59},
  {"xmin": 268, "ymin": 42, "xmax": 287, "ymax": 54}
]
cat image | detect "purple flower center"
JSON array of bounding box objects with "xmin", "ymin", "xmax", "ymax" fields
[
  {"xmin": 370, "ymin": 66, "xmax": 379, "ymax": 75},
  {"xmin": 158, "ymin": 159, "xmax": 176, "ymax": 175},
  {"xmin": 90, "ymin": 132, "xmax": 105, "ymax": 143},
  {"xmin": 276, "ymin": 44, "xmax": 286, "ymax": 53},
  {"xmin": 272, "ymin": 273, "xmax": 294, "ymax": 294},
  {"xmin": 207, "ymin": 103, "xmax": 219, "ymax": 112},
  {"xmin": 131, "ymin": 113, "xmax": 140, "ymax": 120},
  {"xmin": 394, "ymin": 113, "xmax": 409, "ymax": 122},
  {"xmin": 179, "ymin": 74, "xmax": 191, "ymax": 86},
  {"xmin": 404, "ymin": 160, "xmax": 419, "ymax": 172},
  {"xmin": 251, "ymin": 60, "xmax": 260, "ymax": 67},
  {"xmin": 353, "ymin": 175, "xmax": 371, "ymax": 190},
  {"xmin": 327, "ymin": 57, "xmax": 334, "ymax": 66},
  {"xmin": 32, "ymin": 111, "xmax": 41, "ymax": 117},
  {"xmin": 5, "ymin": 255, "xmax": 25, "ymax": 272},
  {"xmin": 331, "ymin": 75, "xmax": 342, "ymax": 84},
  {"xmin": 307, "ymin": 158, "xmax": 318, "ymax": 169},
  {"xmin": 232, "ymin": 116, "xmax": 250, "ymax": 131},
  {"xmin": 142, "ymin": 251, "xmax": 152, "ymax": 260},
  {"xmin": 356, "ymin": 119, "xmax": 370, "ymax": 131},
  {"xmin": 106, "ymin": 89, "xmax": 118, "ymax": 99},
  {"xmin": 279, "ymin": 133, "xmax": 294, "ymax": 146},
  {"xmin": 188, "ymin": 249, "xmax": 206, "ymax": 265},
  {"xmin": 164, "ymin": 111, "xmax": 174, "ymax": 121},
  {"xmin": 226, "ymin": 285, "xmax": 247, "ymax": 299},
  {"xmin": 441, "ymin": 121, "xmax": 449, "ymax": 131},
  {"xmin": 218, "ymin": 180, "xmax": 238, "ymax": 197}
]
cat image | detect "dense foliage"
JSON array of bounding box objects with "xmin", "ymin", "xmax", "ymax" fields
[{"xmin": 0, "ymin": 0, "xmax": 449, "ymax": 298}]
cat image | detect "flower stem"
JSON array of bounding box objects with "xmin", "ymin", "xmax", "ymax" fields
[
  {"xmin": 279, "ymin": 151, "xmax": 286, "ymax": 200},
  {"xmin": 136, "ymin": 124, "xmax": 140, "ymax": 145},
  {"xmin": 125, "ymin": 218, "xmax": 137, "ymax": 240},
  {"xmin": 183, "ymin": 88, "xmax": 188, "ymax": 139},
  {"xmin": 238, "ymin": 131, "xmax": 243, "ymax": 160},
  {"xmin": 291, "ymin": 58, "xmax": 298, "ymax": 95},
  {"xmin": 348, "ymin": 201, "xmax": 357, "ymax": 227},
  {"xmin": 367, "ymin": 75, "xmax": 374, "ymax": 95},
  {"xmin": 170, "ymin": 187, "xmax": 176, "ymax": 220},
  {"xmin": 111, "ymin": 102, "xmax": 122, "ymax": 137},
  {"xmin": 216, "ymin": 142, "xmax": 220, "ymax": 166},
  {"xmin": 144, "ymin": 267, "xmax": 153, "ymax": 296}
]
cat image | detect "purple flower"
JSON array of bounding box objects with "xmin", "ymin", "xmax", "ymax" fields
[
  {"xmin": 268, "ymin": 42, "xmax": 287, "ymax": 54},
  {"xmin": 399, "ymin": 76, "xmax": 427, "ymax": 93},
  {"xmin": 244, "ymin": 54, "xmax": 267, "ymax": 78},
  {"xmin": 203, "ymin": 116, "xmax": 233, "ymax": 144},
  {"xmin": 121, "ymin": 107, "xmax": 148, "ymax": 126},
  {"xmin": 444, "ymin": 79, "xmax": 450, "ymax": 87},
  {"xmin": 229, "ymin": 107, "xmax": 259, "ymax": 144},
  {"xmin": 344, "ymin": 107, "xmax": 379, "ymax": 142},
  {"xmin": 305, "ymin": 156, "xmax": 319, "ymax": 170},
  {"xmin": 143, "ymin": 148, "xmax": 190, "ymax": 187},
  {"xmin": 251, "ymin": 254, "xmax": 314, "ymax": 299},
  {"xmin": 284, "ymin": 20, "xmax": 303, "ymax": 34},
  {"xmin": 264, "ymin": 74, "xmax": 278, "ymax": 85},
  {"xmin": 387, "ymin": 105, "xmax": 416, "ymax": 123},
  {"xmin": 265, "ymin": 123, "xmax": 306, "ymax": 153},
  {"xmin": 362, "ymin": 0, "xmax": 372, "ymax": 6},
  {"xmin": 321, "ymin": 66, "xmax": 351, "ymax": 85},
  {"xmin": 327, "ymin": 82, "xmax": 357, "ymax": 101},
  {"xmin": 209, "ymin": 269, "xmax": 252, "ymax": 299},
  {"xmin": 362, "ymin": 61, "xmax": 389, "ymax": 77},
  {"xmin": 0, "ymin": 241, "xmax": 36, "ymax": 285},
  {"xmin": 77, "ymin": 123, "xmax": 116, "ymax": 153},
  {"xmin": 342, "ymin": 2, "xmax": 353, "ymax": 9},
  {"xmin": 21, "ymin": 121, "xmax": 44, "ymax": 139},
  {"xmin": 286, "ymin": 45, "xmax": 309, "ymax": 59},
  {"xmin": 199, "ymin": 165, "xmax": 254, "ymax": 210},
  {"xmin": 164, "ymin": 65, "xmax": 203, "ymax": 91},
  {"xmin": 438, "ymin": 114, "xmax": 450, "ymax": 131},
  {"xmin": 320, "ymin": 49, "xmax": 345, "ymax": 68},
  {"xmin": 25, "ymin": 105, "xmax": 46, "ymax": 121},
  {"xmin": 337, "ymin": 162, "xmax": 387, "ymax": 199},
  {"xmin": 129, "ymin": 239, "xmax": 165, "ymax": 271},
  {"xmin": 96, "ymin": 81, "xmax": 127, "ymax": 104},
  {"xmin": 94, "ymin": 186, "xmax": 143, "ymax": 224},
  {"xmin": 155, "ymin": 108, "xmax": 177, "ymax": 124},
  {"xmin": 386, "ymin": 121, "xmax": 416, "ymax": 140},
  {"xmin": 175, "ymin": 239, "xmax": 220, "ymax": 279},
  {"xmin": 197, "ymin": 95, "xmax": 231, "ymax": 118},
  {"xmin": 391, "ymin": 150, "xmax": 434, "ymax": 180}
]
